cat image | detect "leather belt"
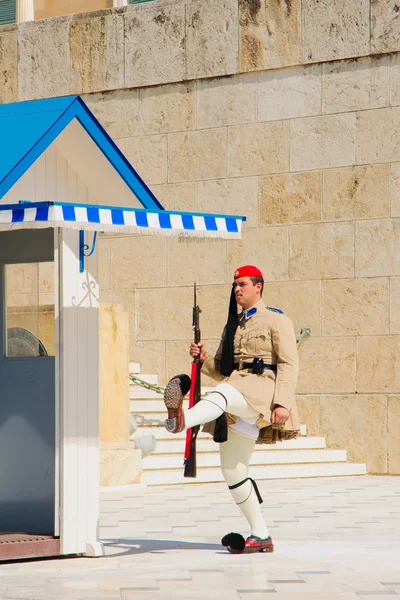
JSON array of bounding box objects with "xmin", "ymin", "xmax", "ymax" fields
[{"xmin": 234, "ymin": 361, "xmax": 277, "ymax": 372}]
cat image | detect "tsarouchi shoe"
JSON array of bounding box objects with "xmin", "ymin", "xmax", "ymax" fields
[
  {"xmin": 243, "ymin": 535, "xmax": 274, "ymax": 554},
  {"xmin": 222, "ymin": 532, "xmax": 274, "ymax": 554},
  {"xmin": 163, "ymin": 374, "xmax": 190, "ymax": 434}
]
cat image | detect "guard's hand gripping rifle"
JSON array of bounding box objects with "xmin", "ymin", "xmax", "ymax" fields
[{"xmin": 183, "ymin": 283, "xmax": 201, "ymax": 478}]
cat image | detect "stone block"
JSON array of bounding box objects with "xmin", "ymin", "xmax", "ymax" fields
[
  {"xmin": 302, "ymin": 0, "xmax": 369, "ymax": 63},
  {"xmin": 39, "ymin": 262, "xmax": 54, "ymax": 295},
  {"xmin": 262, "ymin": 280, "xmax": 320, "ymax": 336},
  {"xmin": 296, "ymin": 395, "xmax": 321, "ymax": 436},
  {"xmin": 197, "ymin": 284, "xmax": 232, "ymax": 340},
  {"xmin": 357, "ymin": 335, "xmax": 400, "ymax": 392},
  {"xmin": 35, "ymin": 0, "xmax": 112, "ymax": 19},
  {"xmin": 290, "ymin": 113, "xmax": 356, "ymax": 171},
  {"xmin": 130, "ymin": 340, "xmax": 166, "ymax": 384},
  {"xmin": 168, "ymin": 129, "xmax": 228, "ymax": 182},
  {"xmin": 110, "ymin": 235, "xmax": 167, "ymax": 290},
  {"xmin": 355, "ymin": 219, "xmax": 400, "ymax": 277},
  {"xmin": 82, "ymin": 89, "xmax": 140, "ymax": 139},
  {"xmin": 390, "ymin": 53, "xmax": 400, "ymax": 106},
  {"xmin": 322, "ymin": 278, "xmax": 389, "ymax": 336},
  {"xmin": 258, "ymin": 64, "xmax": 321, "ymax": 122},
  {"xmin": 390, "ymin": 162, "xmax": 400, "ymax": 217},
  {"xmin": 99, "ymin": 303, "xmax": 130, "ymax": 442},
  {"xmin": 18, "ymin": 18, "xmax": 71, "ymax": 100},
  {"xmin": 117, "ymin": 135, "xmax": 167, "ymax": 185},
  {"xmin": 371, "ymin": 0, "xmax": 400, "ymax": 53},
  {"xmin": 356, "ymin": 107, "xmax": 400, "ymax": 165},
  {"xmin": 322, "ymin": 56, "xmax": 389, "ymax": 114},
  {"xmin": 186, "ymin": 0, "xmax": 238, "ymax": 79},
  {"xmin": 388, "ymin": 395, "xmax": 400, "ymax": 474},
  {"xmin": 227, "ymin": 226, "xmax": 289, "ymax": 282},
  {"xmin": 140, "ymin": 82, "xmax": 195, "ymax": 135},
  {"xmin": 197, "ymin": 73, "xmax": 258, "ymax": 129},
  {"xmin": 166, "ymin": 339, "xmax": 221, "ymax": 388},
  {"xmin": 98, "ymin": 237, "xmax": 111, "ymax": 291},
  {"xmin": 320, "ymin": 395, "xmax": 387, "ymax": 474},
  {"xmin": 259, "ymin": 171, "xmax": 321, "ymax": 225},
  {"xmin": 165, "ymin": 340, "xmax": 193, "ymax": 385},
  {"xmin": 137, "ymin": 286, "xmax": 193, "ymax": 341},
  {"xmin": 198, "ymin": 177, "xmax": 258, "ymax": 228},
  {"xmin": 151, "ymin": 182, "xmax": 199, "ymax": 213},
  {"xmin": 6, "ymin": 263, "xmax": 37, "ymax": 295},
  {"xmin": 289, "ymin": 222, "xmax": 354, "ymax": 280},
  {"xmin": 167, "ymin": 237, "xmax": 227, "ymax": 286},
  {"xmin": 228, "ymin": 121, "xmax": 289, "ymax": 177},
  {"xmin": 297, "ymin": 337, "xmax": 356, "ymax": 394},
  {"xmin": 0, "ymin": 30, "xmax": 17, "ymax": 103},
  {"xmin": 125, "ymin": 3, "xmax": 185, "ymax": 87},
  {"xmin": 390, "ymin": 277, "xmax": 400, "ymax": 334},
  {"xmin": 70, "ymin": 13, "xmax": 124, "ymax": 94},
  {"xmin": 99, "ymin": 289, "xmax": 136, "ymax": 349},
  {"xmin": 100, "ymin": 442, "xmax": 142, "ymax": 486},
  {"xmin": 239, "ymin": 0, "xmax": 301, "ymax": 71},
  {"xmin": 323, "ymin": 165, "xmax": 390, "ymax": 221}
]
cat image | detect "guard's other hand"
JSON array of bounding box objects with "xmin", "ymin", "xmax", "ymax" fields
[
  {"xmin": 271, "ymin": 405, "xmax": 290, "ymax": 424},
  {"xmin": 190, "ymin": 341, "xmax": 206, "ymax": 363}
]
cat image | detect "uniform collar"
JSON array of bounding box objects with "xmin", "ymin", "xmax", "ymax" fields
[{"xmin": 240, "ymin": 299, "xmax": 264, "ymax": 320}]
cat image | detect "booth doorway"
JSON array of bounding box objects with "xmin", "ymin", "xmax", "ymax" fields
[{"xmin": 0, "ymin": 229, "xmax": 56, "ymax": 537}]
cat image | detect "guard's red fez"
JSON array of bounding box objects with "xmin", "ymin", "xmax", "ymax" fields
[{"xmin": 233, "ymin": 265, "xmax": 263, "ymax": 279}]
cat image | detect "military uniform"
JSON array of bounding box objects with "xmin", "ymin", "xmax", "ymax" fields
[
  {"xmin": 163, "ymin": 265, "xmax": 301, "ymax": 553},
  {"xmin": 201, "ymin": 299, "xmax": 300, "ymax": 442}
]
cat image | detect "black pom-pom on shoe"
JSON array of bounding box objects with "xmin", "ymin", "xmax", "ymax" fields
[
  {"xmin": 173, "ymin": 374, "xmax": 191, "ymax": 396},
  {"xmin": 221, "ymin": 532, "xmax": 246, "ymax": 554}
]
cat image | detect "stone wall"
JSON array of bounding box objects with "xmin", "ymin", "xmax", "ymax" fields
[
  {"xmin": 1, "ymin": 0, "xmax": 400, "ymax": 474},
  {"xmin": 34, "ymin": 0, "xmax": 112, "ymax": 20}
]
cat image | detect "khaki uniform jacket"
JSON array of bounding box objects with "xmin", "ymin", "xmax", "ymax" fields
[{"xmin": 201, "ymin": 301, "xmax": 300, "ymax": 436}]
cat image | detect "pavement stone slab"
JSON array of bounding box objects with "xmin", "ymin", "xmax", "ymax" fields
[{"xmin": 0, "ymin": 477, "xmax": 399, "ymax": 599}]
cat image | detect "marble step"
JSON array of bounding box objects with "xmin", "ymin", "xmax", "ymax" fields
[
  {"xmin": 132, "ymin": 411, "xmax": 308, "ymax": 436},
  {"xmin": 133, "ymin": 418, "xmax": 308, "ymax": 435},
  {"xmin": 141, "ymin": 461, "xmax": 367, "ymax": 486},
  {"xmin": 129, "ymin": 387, "xmax": 215, "ymax": 400},
  {"xmin": 142, "ymin": 448, "xmax": 347, "ymax": 471},
  {"xmin": 141, "ymin": 434, "xmax": 326, "ymax": 454}
]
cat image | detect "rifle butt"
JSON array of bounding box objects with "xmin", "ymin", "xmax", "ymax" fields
[
  {"xmin": 183, "ymin": 431, "xmax": 198, "ymax": 478},
  {"xmin": 183, "ymin": 452, "xmax": 196, "ymax": 478}
]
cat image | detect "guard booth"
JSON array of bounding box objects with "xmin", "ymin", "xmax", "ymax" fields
[{"xmin": 0, "ymin": 96, "xmax": 244, "ymax": 560}]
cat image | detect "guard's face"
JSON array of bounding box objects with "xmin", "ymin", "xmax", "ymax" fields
[{"xmin": 232, "ymin": 277, "xmax": 261, "ymax": 309}]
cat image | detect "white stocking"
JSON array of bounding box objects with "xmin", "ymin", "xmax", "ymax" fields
[{"xmin": 220, "ymin": 428, "xmax": 270, "ymax": 539}]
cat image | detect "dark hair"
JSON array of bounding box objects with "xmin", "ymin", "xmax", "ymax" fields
[{"xmin": 250, "ymin": 276, "xmax": 264, "ymax": 296}]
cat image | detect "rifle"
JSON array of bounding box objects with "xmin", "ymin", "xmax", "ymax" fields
[{"xmin": 183, "ymin": 283, "xmax": 202, "ymax": 478}]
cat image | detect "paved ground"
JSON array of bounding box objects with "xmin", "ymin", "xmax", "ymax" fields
[{"xmin": 0, "ymin": 476, "xmax": 399, "ymax": 599}]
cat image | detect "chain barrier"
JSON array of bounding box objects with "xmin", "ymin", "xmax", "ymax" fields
[{"xmin": 129, "ymin": 328, "xmax": 311, "ymax": 396}]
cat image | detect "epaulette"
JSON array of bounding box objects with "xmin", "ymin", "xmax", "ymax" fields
[{"xmin": 267, "ymin": 306, "xmax": 284, "ymax": 314}]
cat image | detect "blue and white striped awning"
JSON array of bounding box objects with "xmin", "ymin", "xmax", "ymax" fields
[{"xmin": 0, "ymin": 201, "xmax": 245, "ymax": 239}]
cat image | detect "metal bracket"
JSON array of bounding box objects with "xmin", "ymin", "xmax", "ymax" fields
[
  {"xmin": 296, "ymin": 328, "xmax": 311, "ymax": 344},
  {"xmin": 79, "ymin": 230, "xmax": 98, "ymax": 273}
]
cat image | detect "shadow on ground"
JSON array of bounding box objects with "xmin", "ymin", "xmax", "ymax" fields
[{"xmin": 101, "ymin": 538, "xmax": 222, "ymax": 556}]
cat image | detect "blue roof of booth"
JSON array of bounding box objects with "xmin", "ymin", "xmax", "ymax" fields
[{"xmin": 0, "ymin": 95, "xmax": 163, "ymax": 210}]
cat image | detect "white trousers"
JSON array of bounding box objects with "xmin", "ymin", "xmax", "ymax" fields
[
  {"xmin": 184, "ymin": 383, "xmax": 259, "ymax": 434},
  {"xmin": 184, "ymin": 384, "xmax": 269, "ymax": 538}
]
